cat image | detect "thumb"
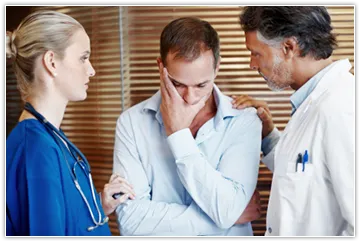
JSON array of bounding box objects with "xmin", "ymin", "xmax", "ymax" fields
[{"xmin": 257, "ymin": 107, "xmax": 267, "ymax": 121}]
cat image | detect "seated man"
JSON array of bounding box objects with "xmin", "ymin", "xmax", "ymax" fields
[{"xmin": 113, "ymin": 17, "xmax": 262, "ymax": 236}]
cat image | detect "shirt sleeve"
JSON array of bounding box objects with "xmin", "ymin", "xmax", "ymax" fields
[
  {"xmin": 261, "ymin": 127, "xmax": 281, "ymax": 156},
  {"xmin": 167, "ymin": 111, "xmax": 262, "ymax": 229},
  {"xmin": 322, "ymin": 106, "xmax": 354, "ymax": 236},
  {"xmin": 113, "ymin": 112, "xmax": 225, "ymax": 236},
  {"xmin": 260, "ymin": 127, "xmax": 281, "ymax": 172},
  {"xmin": 25, "ymin": 141, "xmax": 66, "ymax": 235}
]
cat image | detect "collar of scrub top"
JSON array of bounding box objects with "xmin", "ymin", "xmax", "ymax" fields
[
  {"xmin": 24, "ymin": 102, "xmax": 90, "ymax": 170},
  {"xmin": 23, "ymin": 102, "xmax": 109, "ymax": 231}
]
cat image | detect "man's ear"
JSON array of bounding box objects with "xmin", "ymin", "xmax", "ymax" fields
[
  {"xmin": 43, "ymin": 50, "xmax": 58, "ymax": 78},
  {"xmin": 282, "ymin": 37, "xmax": 299, "ymax": 60},
  {"xmin": 214, "ymin": 56, "xmax": 221, "ymax": 77},
  {"xmin": 156, "ymin": 57, "xmax": 163, "ymax": 69}
]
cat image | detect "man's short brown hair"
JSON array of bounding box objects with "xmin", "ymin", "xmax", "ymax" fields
[{"xmin": 160, "ymin": 17, "xmax": 220, "ymax": 69}]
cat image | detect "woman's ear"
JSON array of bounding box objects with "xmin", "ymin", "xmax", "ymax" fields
[
  {"xmin": 43, "ymin": 50, "xmax": 58, "ymax": 78},
  {"xmin": 282, "ymin": 37, "xmax": 299, "ymax": 60}
]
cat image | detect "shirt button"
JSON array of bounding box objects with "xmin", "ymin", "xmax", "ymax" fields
[{"xmin": 268, "ymin": 227, "xmax": 272, "ymax": 233}]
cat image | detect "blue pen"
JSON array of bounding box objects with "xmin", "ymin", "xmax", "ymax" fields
[{"xmin": 302, "ymin": 150, "xmax": 308, "ymax": 172}]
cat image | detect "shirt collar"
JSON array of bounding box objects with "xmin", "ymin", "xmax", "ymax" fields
[
  {"xmin": 212, "ymin": 84, "xmax": 240, "ymax": 126},
  {"xmin": 290, "ymin": 61, "xmax": 336, "ymax": 115},
  {"xmin": 142, "ymin": 84, "xmax": 239, "ymax": 128}
]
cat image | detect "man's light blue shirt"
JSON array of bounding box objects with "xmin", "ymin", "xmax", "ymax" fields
[{"xmin": 113, "ymin": 84, "xmax": 262, "ymax": 236}]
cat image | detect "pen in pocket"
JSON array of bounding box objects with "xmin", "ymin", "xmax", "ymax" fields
[{"xmin": 295, "ymin": 153, "xmax": 302, "ymax": 172}]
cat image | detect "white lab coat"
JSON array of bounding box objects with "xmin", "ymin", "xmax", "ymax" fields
[{"xmin": 263, "ymin": 59, "xmax": 355, "ymax": 236}]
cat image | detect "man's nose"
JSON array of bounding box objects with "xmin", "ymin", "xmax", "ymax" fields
[
  {"xmin": 249, "ymin": 58, "xmax": 259, "ymax": 71},
  {"xmin": 183, "ymin": 88, "xmax": 198, "ymax": 105}
]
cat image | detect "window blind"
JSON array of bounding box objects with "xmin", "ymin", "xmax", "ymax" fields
[{"xmin": 6, "ymin": 5, "xmax": 354, "ymax": 236}]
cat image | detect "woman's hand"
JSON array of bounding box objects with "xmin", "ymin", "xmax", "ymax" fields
[{"xmin": 101, "ymin": 173, "xmax": 136, "ymax": 216}]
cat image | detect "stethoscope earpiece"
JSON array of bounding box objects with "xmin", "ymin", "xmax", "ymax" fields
[{"xmin": 87, "ymin": 226, "xmax": 95, "ymax": 232}]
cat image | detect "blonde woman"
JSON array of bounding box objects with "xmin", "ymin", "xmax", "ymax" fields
[{"xmin": 6, "ymin": 10, "xmax": 135, "ymax": 236}]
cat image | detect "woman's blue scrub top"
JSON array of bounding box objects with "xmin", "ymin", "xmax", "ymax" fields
[{"xmin": 6, "ymin": 119, "xmax": 111, "ymax": 236}]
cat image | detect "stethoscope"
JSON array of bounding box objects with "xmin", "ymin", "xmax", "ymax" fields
[{"xmin": 24, "ymin": 102, "xmax": 109, "ymax": 232}]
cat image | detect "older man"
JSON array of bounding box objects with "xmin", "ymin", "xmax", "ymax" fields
[{"xmin": 232, "ymin": 6, "xmax": 354, "ymax": 236}]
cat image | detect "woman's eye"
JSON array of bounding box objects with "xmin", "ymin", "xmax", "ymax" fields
[{"xmin": 81, "ymin": 56, "xmax": 89, "ymax": 62}]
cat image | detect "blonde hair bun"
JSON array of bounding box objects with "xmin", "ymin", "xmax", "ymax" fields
[{"xmin": 6, "ymin": 31, "xmax": 17, "ymax": 59}]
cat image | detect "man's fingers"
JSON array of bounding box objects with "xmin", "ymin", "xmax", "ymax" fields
[
  {"xmin": 232, "ymin": 95, "xmax": 267, "ymax": 110},
  {"xmin": 160, "ymin": 67, "xmax": 170, "ymax": 98},
  {"xmin": 159, "ymin": 62, "xmax": 174, "ymax": 100},
  {"xmin": 236, "ymin": 100, "xmax": 253, "ymax": 109},
  {"xmin": 193, "ymin": 92, "xmax": 209, "ymax": 110},
  {"xmin": 255, "ymin": 191, "xmax": 261, "ymax": 205},
  {"xmin": 163, "ymin": 68, "xmax": 182, "ymax": 99},
  {"xmin": 231, "ymin": 95, "xmax": 251, "ymax": 108},
  {"xmin": 264, "ymin": 107, "xmax": 272, "ymax": 119},
  {"xmin": 233, "ymin": 99, "xmax": 260, "ymax": 109},
  {"xmin": 257, "ymin": 107, "xmax": 271, "ymax": 122},
  {"xmin": 244, "ymin": 99, "xmax": 267, "ymax": 109},
  {"xmin": 255, "ymin": 190, "xmax": 261, "ymax": 199},
  {"xmin": 231, "ymin": 94, "xmax": 249, "ymax": 102},
  {"xmin": 250, "ymin": 190, "xmax": 261, "ymax": 206}
]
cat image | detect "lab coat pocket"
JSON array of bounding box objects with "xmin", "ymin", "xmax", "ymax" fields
[
  {"xmin": 282, "ymin": 163, "xmax": 315, "ymax": 221},
  {"xmin": 288, "ymin": 162, "xmax": 314, "ymax": 178},
  {"xmin": 273, "ymin": 152, "xmax": 289, "ymax": 177}
]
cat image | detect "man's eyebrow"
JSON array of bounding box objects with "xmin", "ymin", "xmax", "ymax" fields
[
  {"xmin": 82, "ymin": 50, "xmax": 91, "ymax": 55},
  {"xmin": 168, "ymin": 74, "xmax": 211, "ymax": 86},
  {"xmin": 167, "ymin": 75, "xmax": 185, "ymax": 86},
  {"xmin": 198, "ymin": 80, "xmax": 211, "ymax": 85}
]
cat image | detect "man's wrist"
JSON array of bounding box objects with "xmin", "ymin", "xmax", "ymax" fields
[
  {"xmin": 263, "ymin": 125, "xmax": 274, "ymax": 138},
  {"xmin": 165, "ymin": 124, "xmax": 187, "ymax": 137},
  {"xmin": 167, "ymin": 128, "xmax": 199, "ymax": 160}
]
